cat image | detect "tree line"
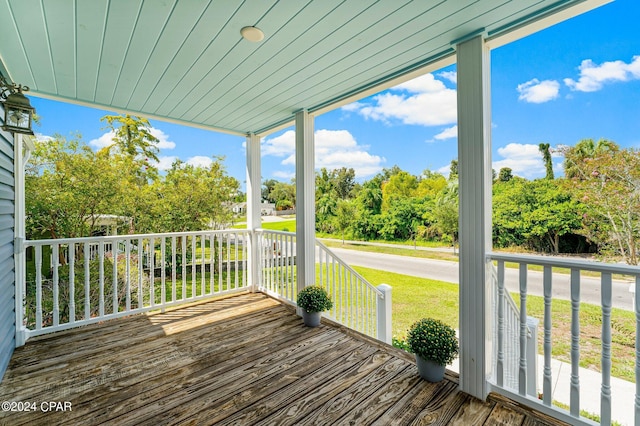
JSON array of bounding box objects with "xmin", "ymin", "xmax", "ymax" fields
[
  {"xmin": 26, "ymin": 115, "xmax": 240, "ymax": 240},
  {"xmin": 263, "ymin": 139, "xmax": 640, "ymax": 265}
]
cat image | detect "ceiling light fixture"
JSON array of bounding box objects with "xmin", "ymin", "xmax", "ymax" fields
[{"xmin": 240, "ymin": 26, "xmax": 264, "ymax": 42}]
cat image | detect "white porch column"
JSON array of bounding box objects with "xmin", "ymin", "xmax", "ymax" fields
[
  {"xmin": 295, "ymin": 110, "xmax": 315, "ymax": 299},
  {"xmin": 14, "ymin": 133, "xmax": 26, "ymax": 347},
  {"xmin": 456, "ymin": 35, "xmax": 492, "ymax": 400},
  {"xmin": 246, "ymin": 133, "xmax": 261, "ymax": 292}
]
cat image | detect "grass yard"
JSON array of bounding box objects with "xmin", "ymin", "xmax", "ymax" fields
[
  {"xmin": 232, "ymin": 219, "xmax": 296, "ymax": 232},
  {"xmin": 351, "ymin": 266, "xmax": 636, "ymax": 383}
]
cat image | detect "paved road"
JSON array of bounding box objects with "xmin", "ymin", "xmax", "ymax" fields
[{"xmin": 330, "ymin": 247, "xmax": 635, "ymax": 311}]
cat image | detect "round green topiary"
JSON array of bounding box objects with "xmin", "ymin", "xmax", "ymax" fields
[
  {"xmin": 297, "ymin": 286, "xmax": 333, "ymax": 313},
  {"xmin": 407, "ymin": 318, "xmax": 459, "ymax": 366}
]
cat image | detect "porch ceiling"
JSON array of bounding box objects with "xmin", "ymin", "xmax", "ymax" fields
[{"xmin": 0, "ymin": 0, "xmax": 608, "ymax": 136}]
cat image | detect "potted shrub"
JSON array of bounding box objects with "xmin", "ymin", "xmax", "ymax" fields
[
  {"xmin": 296, "ymin": 286, "xmax": 333, "ymax": 327},
  {"xmin": 407, "ymin": 318, "xmax": 459, "ymax": 382}
]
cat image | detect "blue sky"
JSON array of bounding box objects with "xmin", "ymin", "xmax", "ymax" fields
[{"xmin": 30, "ymin": 0, "xmax": 639, "ymax": 188}]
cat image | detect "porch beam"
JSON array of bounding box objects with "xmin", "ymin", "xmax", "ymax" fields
[
  {"xmin": 295, "ymin": 110, "xmax": 315, "ymax": 297},
  {"xmin": 245, "ymin": 133, "xmax": 261, "ymax": 292},
  {"xmin": 456, "ymin": 35, "xmax": 492, "ymax": 400}
]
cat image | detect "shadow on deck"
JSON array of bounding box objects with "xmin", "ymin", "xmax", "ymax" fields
[{"xmin": 0, "ymin": 293, "xmax": 566, "ymax": 425}]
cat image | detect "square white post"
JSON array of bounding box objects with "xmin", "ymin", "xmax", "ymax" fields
[
  {"xmin": 456, "ymin": 34, "xmax": 492, "ymax": 400},
  {"xmin": 295, "ymin": 110, "xmax": 315, "ymax": 300},
  {"xmin": 13, "ymin": 133, "xmax": 26, "ymax": 347},
  {"xmin": 245, "ymin": 133, "xmax": 261, "ymax": 292},
  {"xmin": 376, "ymin": 284, "xmax": 392, "ymax": 344}
]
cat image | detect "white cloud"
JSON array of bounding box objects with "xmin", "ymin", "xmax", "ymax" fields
[
  {"xmin": 186, "ymin": 156, "xmax": 212, "ymax": 168},
  {"xmin": 564, "ymin": 56, "xmax": 640, "ymax": 92},
  {"xmin": 432, "ymin": 125, "xmax": 458, "ymax": 141},
  {"xmin": 492, "ymin": 143, "xmax": 563, "ymax": 179},
  {"xmin": 346, "ymin": 73, "xmax": 457, "ymax": 126},
  {"xmin": 340, "ymin": 101, "xmax": 366, "ymax": 112},
  {"xmin": 262, "ymin": 129, "xmax": 385, "ymax": 178},
  {"xmin": 89, "ymin": 127, "xmax": 176, "ymax": 150},
  {"xmin": 439, "ymin": 71, "xmax": 457, "ymax": 84},
  {"xmin": 149, "ymin": 128, "xmax": 176, "ymax": 149},
  {"xmin": 517, "ymin": 79, "xmax": 560, "ymax": 103},
  {"xmin": 34, "ymin": 133, "xmax": 54, "ymax": 143},
  {"xmin": 89, "ymin": 131, "xmax": 116, "ymax": 149},
  {"xmin": 156, "ymin": 156, "xmax": 177, "ymax": 171},
  {"xmin": 155, "ymin": 155, "xmax": 213, "ymax": 171},
  {"xmin": 273, "ymin": 170, "xmax": 295, "ymax": 180},
  {"xmin": 436, "ymin": 164, "xmax": 450, "ymax": 178}
]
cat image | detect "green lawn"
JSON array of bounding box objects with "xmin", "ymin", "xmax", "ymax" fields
[{"xmin": 232, "ymin": 219, "xmax": 296, "ymax": 232}]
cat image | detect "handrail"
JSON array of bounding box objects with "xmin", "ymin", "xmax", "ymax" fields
[
  {"xmin": 489, "ymin": 251, "xmax": 640, "ymax": 275},
  {"xmin": 315, "ymin": 239, "xmax": 383, "ymax": 297},
  {"xmin": 25, "ymin": 229, "xmax": 250, "ymax": 246}
]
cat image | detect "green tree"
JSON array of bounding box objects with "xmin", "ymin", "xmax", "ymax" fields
[
  {"xmin": 562, "ymin": 138, "xmax": 618, "ymax": 179},
  {"xmin": 100, "ymin": 114, "xmax": 160, "ymax": 162},
  {"xmin": 381, "ymin": 171, "xmax": 418, "ymax": 211},
  {"xmin": 25, "ymin": 135, "xmax": 121, "ymax": 240},
  {"xmin": 153, "ymin": 157, "xmax": 239, "ymax": 232},
  {"xmin": 335, "ymin": 200, "xmax": 356, "ymax": 244},
  {"xmin": 498, "ymin": 167, "xmax": 513, "ymax": 182},
  {"xmin": 433, "ymin": 180, "xmax": 459, "ymax": 248},
  {"xmin": 521, "ymin": 179, "xmax": 583, "ymax": 254},
  {"xmin": 565, "ymin": 146, "xmax": 640, "ymax": 264},
  {"xmin": 538, "ymin": 143, "xmax": 554, "ymax": 180}
]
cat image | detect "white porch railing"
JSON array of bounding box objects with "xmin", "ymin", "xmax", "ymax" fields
[
  {"xmin": 256, "ymin": 229, "xmax": 391, "ymax": 342},
  {"xmin": 22, "ymin": 230, "xmax": 250, "ymax": 338},
  {"xmin": 489, "ymin": 252, "xmax": 640, "ymax": 426}
]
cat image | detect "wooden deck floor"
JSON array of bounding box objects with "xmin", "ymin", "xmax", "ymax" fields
[{"xmin": 0, "ymin": 293, "xmax": 566, "ymax": 425}]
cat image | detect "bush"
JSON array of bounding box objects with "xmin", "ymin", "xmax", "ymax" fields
[
  {"xmin": 297, "ymin": 286, "xmax": 333, "ymax": 313},
  {"xmin": 407, "ymin": 318, "xmax": 459, "ymax": 366}
]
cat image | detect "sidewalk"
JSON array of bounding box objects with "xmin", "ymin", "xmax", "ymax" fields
[{"xmin": 447, "ymin": 356, "xmax": 635, "ymax": 425}]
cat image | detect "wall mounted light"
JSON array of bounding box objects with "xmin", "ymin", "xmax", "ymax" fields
[{"xmin": 1, "ymin": 74, "xmax": 35, "ymax": 135}]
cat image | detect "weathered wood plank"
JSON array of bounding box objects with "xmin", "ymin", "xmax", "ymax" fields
[
  {"xmin": 372, "ymin": 377, "xmax": 453, "ymax": 425},
  {"xmin": 296, "ymin": 357, "xmax": 410, "ymax": 425},
  {"xmin": 447, "ymin": 395, "xmax": 496, "ymax": 425},
  {"xmin": 409, "ymin": 384, "xmax": 469, "ymax": 426},
  {"xmin": 226, "ymin": 349, "xmax": 391, "ymax": 426},
  {"xmin": 484, "ymin": 404, "xmax": 526, "ymax": 426},
  {"xmin": 0, "ymin": 294, "xmax": 568, "ymax": 426}
]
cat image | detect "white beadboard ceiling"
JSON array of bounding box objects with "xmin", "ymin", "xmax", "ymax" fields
[{"xmin": 0, "ymin": 0, "xmax": 608, "ymax": 136}]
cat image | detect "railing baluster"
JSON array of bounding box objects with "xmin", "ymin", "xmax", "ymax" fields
[
  {"xmin": 210, "ymin": 234, "xmax": 216, "ymax": 294},
  {"xmin": 137, "ymin": 238, "xmax": 143, "ymax": 308},
  {"xmin": 543, "ymin": 265, "xmax": 553, "ymax": 406},
  {"xmin": 519, "ymin": 263, "xmax": 528, "ymax": 396},
  {"xmin": 35, "ymin": 245, "xmax": 42, "ymax": 330},
  {"xmin": 171, "ymin": 236, "xmax": 176, "ymax": 302},
  {"xmin": 218, "ymin": 233, "xmax": 223, "ymax": 293},
  {"xmin": 112, "ymin": 239, "xmax": 118, "ymax": 314},
  {"xmin": 99, "ymin": 241, "xmax": 104, "ymax": 317},
  {"xmin": 52, "ymin": 244, "xmax": 59, "ymax": 327},
  {"xmin": 160, "ymin": 237, "xmax": 166, "ymax": 310},
  {"xmin": 191, "ymin": 235, "xmax": 196, "ymax": 298},
  {"xmin": 601, "ymin": 272, "xmax": 612, "ymax": 425},
  {"xmin": 181, "ymin": 236, "xmax": 186, "ymax": 300},
  {"xmin": 570, "ymin": 268, "xmax": 580, "ymax": 417},
  {"xmin": 69, "ymin": 243, "xmax": 75, "ymax": 324},
  {"xmin": 234, "ymin": 232, "xmax": 239, "ymax": 290},
  {"xmin": 149, "ymin": 237, "xmax": 155, "ymax": 306},
  {"xmin": 125, "ymin": 240, "xmax": 131, "ymax": 311},
  {"xmin": 497, "ymin": 260, "xmax": 505, "ymax": 388},
  {"xmin": 84, "ymin": 242, "xmax": 90, "ymax": 320}
]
